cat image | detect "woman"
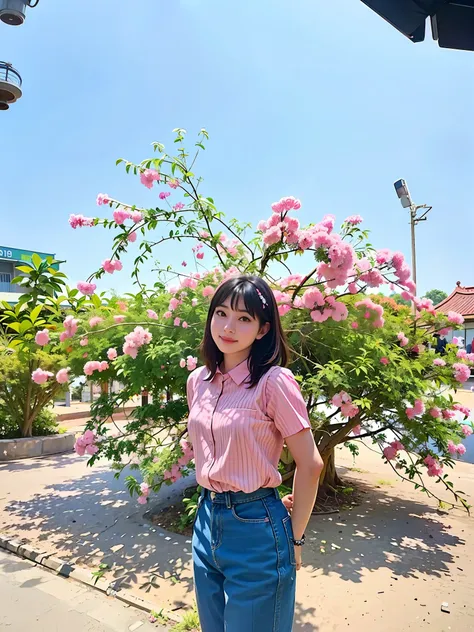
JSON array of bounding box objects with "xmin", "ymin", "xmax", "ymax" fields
[{"xmin": 187, "ymin": 274, "xmax": 323, "ymax": 632}]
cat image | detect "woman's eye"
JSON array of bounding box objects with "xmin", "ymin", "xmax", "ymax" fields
[
  {"xmin": 216, "ymin": 310, "xmax": 226, "ymax": 317},
  {"xmin": 240, "ymin": 316, "xmax": 251, "ymax": 322}
]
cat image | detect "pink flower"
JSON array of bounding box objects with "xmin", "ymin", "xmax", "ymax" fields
[
  {"xmin": 163, "ymin": 311, "xmax": 172, "ymax": 319},
  {"xmin": 179, "ymin": 358, "xmax": 186, "ymax": 368},
  {"xmin": 397, "ymin": 332, "xmax": 408, "ymax": 347},
  {"xmin": 122, "ymin": 326, "xmax": 152, "ymax": 358},
  {"xmin": 35, "ymin": 329, "xmax": 50, "ymax": 346},
  {"xmin": 159, "ymin": 191, "xmax": 171, "ymax": 200},
  {"xmin": 456, "ymin": 443, "xmax": 466, "ymax": 456},
  {"xmin": 433, "ymin": 358, "xmax": 446, "ymax": 367},
  {"xmin": 173, "ymin": 202, "xmax": 185, "ymax": 211},
  {"xmin": 96, "ymin": 193, "xmax": 110, "ymax": 206},
  {"xmin": 447, "ymin": 440, "xmax": 457, "ymax": 455},
  {"xmin": 453, "ymin": 363, "xmax": 470, "ymax": 383},
  {"xmin": 114, "ymin": 315, "xmax": 126, "ymax": 323},
  {"xmin": 84, "ymin": 361, "xmax": 100, "ymax": 376},
  {"xmin": 186, "ymin": 355, "xmax": 198, "ymax": 371},
  {"xmin": 69, "ymin": 214, "xmax": 94, "ymax": 229},
  {"xmin": 380, "ymin": 357, "xmax": 389, "ymax": 365},
  {"xmin": 424, "ymin": 455, "xmax": 443, "ymax": 477},
  {"xmin": 168, "ymin": 178, "xmax": 180, "ymax": 189},
  {"xmin": 102, "ymin": 259, "xmax": 122, "ymax": 274},
  {"xmin": 350, "ymin": 321, "xmax": 358, "ymax": 330},
  {"xmin": 341, "ymin": 402, "xmax": 359, "ymax": 418},
  {"xmin": 406, "ymin": 399, "xmax": 425, "ymax": 419},
  {"xmin": 453, "ymin": 403, "xmax": 470, "ymax": 417},
  {"xmin": 107, "ymin": 348, "xmax": 117, "ymax": 361},
  {"xmin": 140, "ymin": 482, "xmax": 150, "ymax": 496},
  {"xmin": 197, "ymin": 251, "xmax": 204, "ymax": 260},
  {"xmin": 113, "ymin": 209, "xmax": 130, "ymax": 225},
  {"xmin": 80, "ymin": 338, "xmax": 88, "ymax": 347},
  {"xmin": 130, "ymin": 210, "xmax": 143, "ymax": 223},
  {"xmin": 77, "ymin": 281, "xmax": 96, "ymax": 296},
  {"xmin": 56, "ymin": 368, "xmax": 70, "ymax": 384},
  {"xmin": 447, "ymin": 311, "xmax": 464, "ymax": 325},
  {"xmin": 127, "ymin": 231, "xmax": 137, "ymax": 243},
  {"xmin": 352, "ymin": 425, "xmax": 361, "ymax": 436},
  {"xmin": 302, "ymin": 287, "xmax": 325, "ymax": 310},
  {"xmin": 263, "ymin": 226, "xmax": 282, "ymax": 245},
  {"xmin": 202, "ymin": 286, "xmax": 215, "ymax": 298},
  {"xmin": 140, "ymin": 168, "xmax": 160, "ymax": 189},
  {"xmin": 169, "ymin": 297, "xmax": 180, "ymax": 311},
  {"xmin": 147, "ymin": 309, "xmax": 158, "ymax": 320},
  {"xmin": 199, "ymin": 230, "xmax": 210, "ymax": 239},
  {"xmin": 461, "ymin": 425, "xmax": 473, "ymax": 437},
  {"xmin": 174, "ymin": 317, "xmax": 181, "ymax": 326},
  {"xmin": 345, "ymin": 215, "xmax": 363, "ymax": 225},
  {"xmin": 429, "ymin": 407, "xmax": 442, "ymax": 418},
  {"xmin": 442, "ymin": 409, "xmax": 456, "ymax": 420},
  {"xmin": 99, "ymin": 361, "xmax": 109, "ymax": 372},
  {"xmin": 89, "ymin": 316, "xmax": 103, "ymax": 328},
  {"xmin": 383, "ymin": 445, "xmax": 398, "ymax": 461},
  {"xmin": 137, "ymin": 495, "xmax": 148, "ymax": 505},
  {"xmin": 32, "ymin": 368, "xmax": 54, "ymax": 384},
  {"xmin": 182, "ymin": 321, "xmax": 188, "ymax": 328}
]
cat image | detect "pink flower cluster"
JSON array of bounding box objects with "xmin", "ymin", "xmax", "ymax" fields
[
  {"xmin": 60, "ymin": 315, "xmax": 79, "ymax": 341},
  {"xmin": 56, "ymin": 368, "xmax": 70, "ymax": 384},
  {"xmin": 414, "ymin": 297, "xmax": 436, "ymax": 315},
  {"xmin": 429, "ymin": 407, "xmax": 442, "ymax": 418},
  {"xmin": 77, "ymin": 281, "xmax": 96, "ymax": 296},
  {"xmin": 102, "ymin": 259, "xmax": 123, "ymax": 274},
  {"xmin": 193, "ymin": 242, "xmax": 205, "ymax": 259},
  {"xmin": 354, "ymin": 298, "xmax": 384, "ymax": 328},
  {"xmin": 330, "ymin": 391, "xmax": 359, "ymax": 418},
  {"xmin": 453, "ymin": 403, "xmax": 470, "ymax": 418},
  {"xmin": 96, "ymin": 193, "xmax": 110, "ymax": 206},
  {"xmin": 173, "ymin": 202, "xmax": 185, "ymax": 211},
  {"xmin": 462, "ymin": 424, "xmax": 473, "ymax": 437},
  {"xmin": 113, "ymin": 209, "xmax": 130, "ymax": 224},
  {"xmin": 89, "ymin": 316, "xmax": 103, "ymax": 327},
  {"xmin": 31, "ymin": 368, "xmax": 54, "ymax": 384},
  {"xmin": 159, "ymin": 191, "xmax": 170, "ymax": 200},
  {"xmin": 163, "ymin": 439, "xmax": 194, "ymax": 483},
  {"xmin": 168, "ymin": 178, "xmax": 180, "ymax": 189},
  {"xmin": 69, "ymin": 214, "xmax": 95, "ymax": 229},
  {"xmin": 397, "ymin": 332, "xmax": 408, "ymax": 347},
  {"xmin": 424, "ymin": 455, "xmax": 443, "ymax": 477},
  {"xmin": 84, "ymin": 360, "xmax": 109, "ymax": 376},
  {"xmin": 406, "ymin": 399, "xmax": 425, "ymax": 419},
  {"xmin": 107, "ymin": 348, "xmax": 117, "ymax": 360},
  {"xmin": 114, "ymin": 314, "xmax": 126, "ymax": 323},
  {"xmin": 217, "ymin": 235, "xmax": 239, "ymax": 258},
  {"xmin": 344, "ymin": 215, "xmax": 363, "ymax": 225},
  {"xmin": 270, "ymin": 196, "xmax": 301, "ymax": 214},
  {"xmin": 137, "ymin": 482, "xmax": 150, "ymax": 505},
  {"xmin": 74, "ymin": 430, "xmax": 99, "ymax": 456},
  {"xmin": 140, "ymin": 169, "xmax": 160, "ymax": 189},
  {"xmin": 433, "ymin": 358, "xmax": 446, "ymax": 367},
  {"xmin": 123, "ymin": 326, "xmax": 152, "ymax": 359},
  {"xmin": 146, "ymin": 309, "xmax": 158, "ymax": 320},
  {"xmin": 447, "ymin": 440, "xmax": 466, "ymax": 456},
  {"xmin": 447, "ymin": 311, "xmax": 464, "ymax": 325},
  {"xmin": 453, "ymin": 363, "xmax": 470, "ymax": 383},
  {"xmin": 383, "ymin": 440, "xmax": 405, "ymax": 461},
  {"xmin": 179, "ymin": 356, "xmax": 198, "ymax": 371},
  {"xmin": 310, "ymin": 295, "xmax": 348, "ymax": 323},
  {"xmin": 35, "ymin": 329, "xmax": 50, "ymax": 346}
]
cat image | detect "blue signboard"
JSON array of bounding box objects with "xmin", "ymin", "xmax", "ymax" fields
[{"xmin": 0, "ymin": 246, "xmax": 59, "ymax": 269}]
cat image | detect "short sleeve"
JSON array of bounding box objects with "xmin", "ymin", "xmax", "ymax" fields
[{"xmin": 266, "ymin": 367, "xmax": 311, "ymax": 438}]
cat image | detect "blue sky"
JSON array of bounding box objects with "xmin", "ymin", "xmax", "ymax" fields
[{"xmin": 1, "ymin": 0, "xmax": 473, "ymax": 297}]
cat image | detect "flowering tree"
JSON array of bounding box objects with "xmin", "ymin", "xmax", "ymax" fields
[
  {"xmin": 0, "ymin": 256, "xmax": 90, "ymax": 437},
  {"xmin": 66, "ymin": 129, "xmax": 472, "ymax": 511}
]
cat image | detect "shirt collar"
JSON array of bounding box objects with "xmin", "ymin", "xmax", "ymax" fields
[{"xmin": 215, "ymin": 358, "xmax": 250, "ymax": 385}]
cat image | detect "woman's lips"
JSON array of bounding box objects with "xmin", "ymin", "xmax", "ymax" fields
[{"xmin": 220, "ymin": 336, "xmax": 237, "ymax": 343}]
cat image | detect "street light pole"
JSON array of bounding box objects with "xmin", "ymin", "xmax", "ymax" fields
[{"xmin": 394, "ymin": 180, "xmax": 432, "ymax": 291}]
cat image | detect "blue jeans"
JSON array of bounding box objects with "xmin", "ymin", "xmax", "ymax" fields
[{"xmin": 192, "ymin": 487, "xmax": 296, "ymax": 632}]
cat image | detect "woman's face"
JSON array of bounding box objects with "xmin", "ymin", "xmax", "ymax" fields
[{"xmin": 210, "ymin": 296, "xmax": 269, "ymax": 357}]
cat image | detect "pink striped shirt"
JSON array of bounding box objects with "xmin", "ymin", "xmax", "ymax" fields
[{"xmin": 186, "ymin": 359, "xmax": 311, "ymax": 493}]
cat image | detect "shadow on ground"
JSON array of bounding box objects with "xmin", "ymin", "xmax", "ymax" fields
[{"xmin": 0, "ymin": 457, "xmax": 469, "ymax": 629}]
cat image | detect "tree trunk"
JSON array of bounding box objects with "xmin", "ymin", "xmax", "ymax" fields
[{"xmin": 318, "ymin": 448, "xmax": 344, "ymax": 497}]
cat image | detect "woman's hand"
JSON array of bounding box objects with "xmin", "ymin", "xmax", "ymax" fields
[
  {"xmin": 281, "ymin": 493, "xmax": 294, "ymax": 512},
  {"xmin": 294, "ymin": 545, "xmax": 302, "ymax": 571}
]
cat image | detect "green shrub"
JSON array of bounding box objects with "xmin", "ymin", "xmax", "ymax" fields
[{"xmin": 0, "ymin": 407, "xmax": 59, "ymax": 439}]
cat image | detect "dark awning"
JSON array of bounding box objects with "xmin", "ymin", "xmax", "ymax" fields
[{"xmin": 361, "ymin": 0, "xmax": 474, "ymax": 51}]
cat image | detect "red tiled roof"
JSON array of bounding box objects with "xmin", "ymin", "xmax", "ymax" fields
[{"xmin": 436, "ymin": 283, "xmax": 474, "ymax": 318}]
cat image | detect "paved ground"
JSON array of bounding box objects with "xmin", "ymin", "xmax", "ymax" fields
[
  {"xmin": 1, "ymin": 436, "xmax": 473, "ymax": 630},
  {"xmin": 0, "ymin": 548, "xmax": 167, "ymax": 631}
]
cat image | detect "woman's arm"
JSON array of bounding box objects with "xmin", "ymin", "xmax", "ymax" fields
[{"xmin": 285, "ymin": 428, "xmax": 323, "ymax": 570}]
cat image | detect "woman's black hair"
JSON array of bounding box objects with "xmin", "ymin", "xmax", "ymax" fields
[{"xmin": 200, "ymin": 274, "xmax": 290, "ymax": 388}]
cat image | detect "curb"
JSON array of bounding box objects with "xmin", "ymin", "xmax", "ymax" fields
[{"xmin": 0, "ymin": 534, "xmax": 182, "ymax": 624}]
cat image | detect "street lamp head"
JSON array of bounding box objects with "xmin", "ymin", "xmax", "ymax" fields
[
  {"xmin": 0, "ymin": 0, "xmax": 39, "ymax": 26},
  {"xmin": 394, "ymin": 179, "xmax": 412, "ymax": 209}
]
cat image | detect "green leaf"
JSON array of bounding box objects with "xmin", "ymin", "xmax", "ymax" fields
[
  {"xmin": 7, "ymin": 322, "xmax": 21, "ymax": 333},
  {"xmin": 32, "ymin": 253, "xmax": 42, "ymax": 268},
  {"xmin": 15, "ymin": 265, "xmax": 34, "ymax": 274},
  {"xmin": 92, "ymin": 294, "xmax": 102, "ymax": 308},
  {"xmin": 30, "ymin": 305, "xmax": 42, "ymax": 323}
]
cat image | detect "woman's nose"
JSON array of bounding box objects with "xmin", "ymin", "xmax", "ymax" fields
[{"xmin": 224, "ymin": 320, "xmax": 235, "ymax": 333}]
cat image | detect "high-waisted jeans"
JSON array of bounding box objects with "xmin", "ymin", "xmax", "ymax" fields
[{"xmin": 192, "ymin": 486, "xmax": 296, "ymax": 632}]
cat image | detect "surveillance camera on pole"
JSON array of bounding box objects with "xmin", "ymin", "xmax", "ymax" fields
[{"xmin": 0, "ymin": 0, "xmax": 39, "ymax": 26}]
